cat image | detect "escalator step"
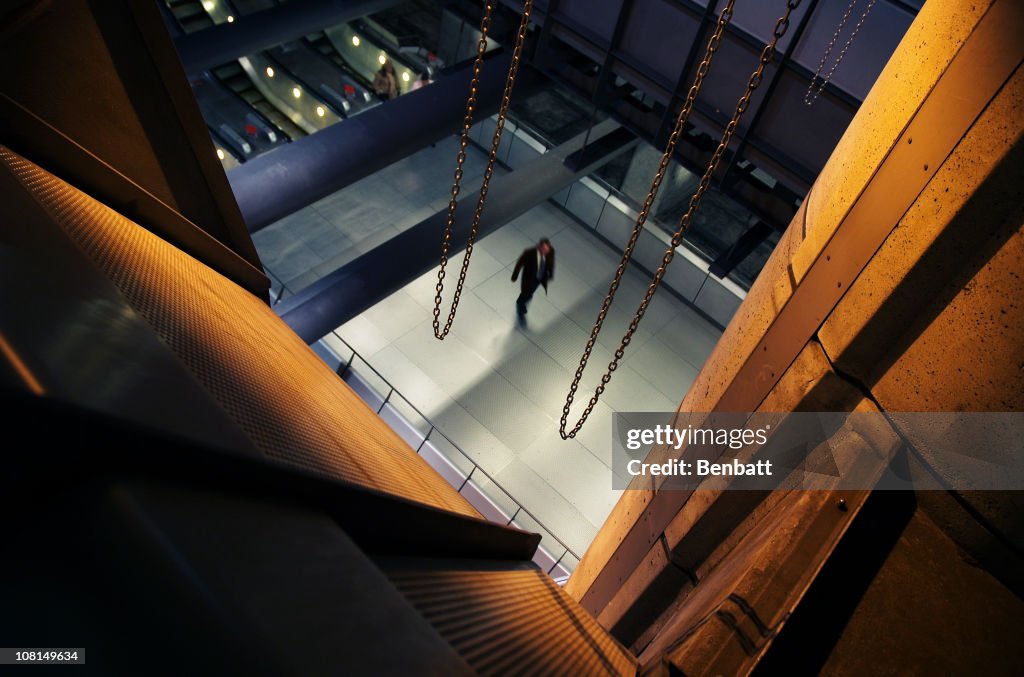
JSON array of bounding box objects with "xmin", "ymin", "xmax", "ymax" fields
[{"xmin": 223, "ymin": 76, "xmax": 251, "ymax": 90}]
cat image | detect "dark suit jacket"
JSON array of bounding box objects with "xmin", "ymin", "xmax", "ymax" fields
[{"xmin": 511, "ymin": 246, "xmax": 555, "ymax": 294}]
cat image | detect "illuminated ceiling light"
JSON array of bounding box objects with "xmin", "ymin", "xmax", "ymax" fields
[
  {"xmin": 378, "ymin": 53, "xmax": 386, "ymax": 65},
  {"xmin": 316, "ymin": 106, "xmax": 325, "ymax": 117},
  {"xmin": 292, "ymin": 87, "xmax": 301, "ymax": 99},
  {"xmin": 216, "ymin": 148, "xmax": 225, "ymax": 160},
  {"xmin": 351, "ymin": 35, "xmax": 360, "ymax": 47},
  {"xmin": 226, "ymin": 15, "xmax": 234, "ymax": 23},
  {"xmin": 402, "ymin": 72, "xmax": 410, "ymax": 82},
  {"xmin": 202, "ymin": 1, "xmax": 214, "ymax": 11},
  {"xmin": 265, "ymin": 66, "xmax": 275, "ymax": 78}
]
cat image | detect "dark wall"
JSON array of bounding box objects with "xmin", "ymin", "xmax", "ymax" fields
[{"xmin": 0, "ymin": 0, "xmax": 263, "ymax": 275}]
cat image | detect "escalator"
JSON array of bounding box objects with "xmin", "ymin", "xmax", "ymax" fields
[
  {"xmin": 305, "ymin": 30, "xmax": 379, "ymax": 112},
  {"xmin": 324, "ymin": 22, "xmax": 424, "ymax": 98},
  {"xmin": 165, "ymin": 0, "xmax": 301, "ymax": 155},
  {"xmin": 268, "ymin": 40, "xmax": 377, "ymax": 117},
  {"xmin": 212, "ymin": 61, "xmax": 307, "ymax": 141},
  {"xmin": 307, "ymin": 30, "xmax": 370, "ymax": 85},
  {"xmin": 165, "ymin": 0, "xmax": 215, "ymax": 34},
  {"xmin": 191, "ymin": 73, "xmax": 288, "ymax": 161}
]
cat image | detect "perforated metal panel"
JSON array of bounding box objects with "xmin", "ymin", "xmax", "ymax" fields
[
  {"xmin": 386, "ymin": 563, "xmax": 638, "ymax": 676},
  {"xmin": 1, "ymin": 147, "xmax": 477, "ymax": 518}
]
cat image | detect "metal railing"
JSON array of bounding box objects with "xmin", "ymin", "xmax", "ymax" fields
[
  {"xmin": 267, "ymin": 268, "xmax": 290, "ymax": 306},
  {"xmin": 263, "ymin": 267, "xmax": 582, "ymax": 578}
]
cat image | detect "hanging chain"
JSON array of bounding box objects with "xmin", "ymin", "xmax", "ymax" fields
[
  {"xmin": 803, "ymin": 0, "xmax": 877, "ymax": 105},
  {"xmin": 560, "ymin": 0, "xmax": 802, "ymax": 439},
  {"xmin": 433, "ymin": 0, "xmax": 535, "ymax": 340}
]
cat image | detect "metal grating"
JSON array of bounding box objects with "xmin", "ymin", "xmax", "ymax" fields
[
  {"xmin": 385, "ymin": 562, "xmax": 638, "ymax": 676},
  {"xmin": 1, "ymin": 146, "xmax": 478, "ymax": 518}
]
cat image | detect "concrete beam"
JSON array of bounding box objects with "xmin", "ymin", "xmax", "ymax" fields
[
  {"xmin": 229, "ymin": 53, "xmax": 544, "ymax": 232},
  {"xmin": 565, "ymin": 0, "xmax": 1024, "ymax": 645}
]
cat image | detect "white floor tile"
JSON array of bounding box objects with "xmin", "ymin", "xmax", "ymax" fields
[
  {"xmin": 494, "ymin": 458, "xmax": 599, "ymax": 556},
  {"xmin": 519, "ymin": 435, "xmax": 621, "ymax": 529},
  {"xmin": 336, "ymin": 314, "xmax": 391, "ymax": 360},
  {"xmin": 362, "ymin": 289, "xmax": 430, "ymax": 343},
  {"xmin": 623, "ymin": 335, "xmax": 701, "ymax": 403},
  {"xmin": 477, "ymin": 224, "xmax": 535, "ymax": 266}
]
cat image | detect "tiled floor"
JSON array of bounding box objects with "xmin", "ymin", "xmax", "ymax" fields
[
  {"xmin": 252, "ymin": 136, "xmax": 723, "ymax": 558},
  {"xmin": 331, "ymin": 202, "xmax": 722, "ymax": 556}
]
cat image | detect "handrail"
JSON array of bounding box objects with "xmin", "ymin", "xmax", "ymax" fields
[
  {"xmin": 264, "ymin": 265, "xmax": 581, "ymax": 575},
  {"xmin": 329, "ymin": 329, "xmax": 583, "ymax": 574},
  {"xmin": 264, "ymin": 267, "xmax": 290, "ymax": 306}
]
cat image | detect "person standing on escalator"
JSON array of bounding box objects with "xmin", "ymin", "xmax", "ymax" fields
[{"xmin": 373, "ymin": 60, "xmax": 398, "ymax": 101}]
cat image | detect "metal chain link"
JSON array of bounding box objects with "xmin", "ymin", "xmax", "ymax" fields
[
  {"xmin": 560, "ymin": 0, "xmax": 803, "ymax": 439},
  {"xmin": 804, "ymin": 0, "xmax": 877, "ymax": 106},
  {"xmin": 433, "ymin": 0, "xmax": 535, "ymax": 340}
]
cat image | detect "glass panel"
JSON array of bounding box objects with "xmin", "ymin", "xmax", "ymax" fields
[
  {"xmin": 509, "ymin": 86, "xmax": 603, "ymax": 146},
  {"xmin": 466, "ymin": 475, "xmax": 520, "ymax": 524},
  {"xmin": 679, "ymin": 188, "xmax": 756, "ymax": 263},
  {"xmin": 427, "ymin": 432, "xmax": 476, "ymax": 477},
  {"xmin": 347, "ymin": 355, "xmax": 392, "ymax": 404},
  {"xmin": 618, "ymin": 0, "xmax": 700, "ymax": 86},
  {"xmin": 789, "ymin": 0, "xmax": 914, "ymax": 100},
  {"xmin": 387, "ymin": 391, "xmax": 433, "ymax": 437},
  {"xmin": 556, "ymin": 0, "xmax": 621, "ymax": 43}
]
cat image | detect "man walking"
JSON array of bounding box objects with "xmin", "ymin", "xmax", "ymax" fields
[{"xmin": 511, "ymin": 238, "xmax": 555, "ymax": 316}]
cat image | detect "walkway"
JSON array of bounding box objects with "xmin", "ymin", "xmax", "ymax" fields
[{"xmin": 251, "ymin": 134, "xmax": 723, "ymax": 556}]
